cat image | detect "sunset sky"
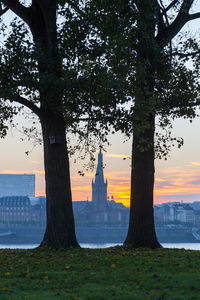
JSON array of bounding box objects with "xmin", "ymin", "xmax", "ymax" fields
[
  {"xmin": 1, "ymin": 7, "xmax": 200, "ymax": 207},
  {"xmin": 1, "ymin": 112, "xmax": 200, "ymax": 207}
]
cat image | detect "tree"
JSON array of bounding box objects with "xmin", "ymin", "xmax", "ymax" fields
[
  {"xmin": 0, "ymin": 0, "xmax": 125, "ymax": 248},
  {"xmin": 91, "ymin": 0, "xmax": 200, "ymax": 248},
  {"xmin": 125, "ymin": 0, "xmax": 200, "ymax": 248},
  {"xmin": 0, "ymin": 0, "xmax": 79, "ymax": 248},
  {"xmin": 124, "ymin": 0, "xmax": 200, "ymax": 248}
]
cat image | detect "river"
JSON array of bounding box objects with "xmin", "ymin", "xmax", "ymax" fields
[{"xmin": 1, "ymin": 243, "xmax": 200, "ymax": 250}]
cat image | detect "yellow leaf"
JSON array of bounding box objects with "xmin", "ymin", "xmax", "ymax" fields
[
  {"xmin": 2, "ymin": 287, "xmax": 8, "ymax": 291},
  {"xmin": 65, "ymin": 266, "xmax": 71, "ymax": 269},
  {"xmin": 43, "ymin": 275, "xmax": 49, "ymax": 280},
  {"xmin": 110, "ymin": 264, "xmax": 116, "ymax": 268},
  {"xmin": 5, "ymin": 272, "xmax": 10, "ymax": 276}
]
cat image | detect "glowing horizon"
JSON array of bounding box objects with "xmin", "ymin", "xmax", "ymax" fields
[
  {"xmin": 1, "ymin": 116, "xmax": 200, "ymax": 208},
  {"xmin": 19, "ymin": 159, "xmax": 200, "ymax": 207}
]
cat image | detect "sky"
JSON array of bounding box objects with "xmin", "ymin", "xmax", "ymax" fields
[
  {"xmin": 1, "ymin": 3, "xmax": 200, "ymax": 207},
  {"xmin": 1, "ymin": 113, "xmax": 200, "ymax": 207}
]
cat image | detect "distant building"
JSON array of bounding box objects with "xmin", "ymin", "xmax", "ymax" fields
[
  {"xmin": 154, "ymin": 202, "xmax": 196, "ymax": 225},
  {"xmin": 73, "ymin": 149, "xmax": 129, "ymax": 226},
  {"xmin": 92, "ymin": 148, "xmax": 108, "ymax": 210},
  {"xmin": 176, "ymin": 204, "xmax": 194, "ymax": 224},
  {"xmin": 0, "ymin": 196, "xmax": 45, "ymax": 226},
  {"xmin": 0, "ymin": 174, "xmax": 35, "ymax": 197}
]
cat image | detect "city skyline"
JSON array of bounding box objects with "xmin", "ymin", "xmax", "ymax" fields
[
  {"xmin": 1, "ymin": 6, "xmax": 200, "ymax": 207},
  {"xmin": 1, "ymin": 112, "xmax": 200, "ymax": 207}
]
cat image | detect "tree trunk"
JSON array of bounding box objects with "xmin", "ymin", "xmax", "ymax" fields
[
  {"xmin": 124, "ymin": 114, "xmax": 161, "ymax": 248},
  {"xmin": 3, "ymin": 1, "xmax": 79, "ymax": 249},
  {"xmin": 40, "ymin": 112, "xmax": 79, "ymax": 248}
]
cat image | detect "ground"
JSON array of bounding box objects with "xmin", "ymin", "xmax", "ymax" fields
[{"xmin": 0, "ymin": 246, "xmax": 199, "ymax": 299}]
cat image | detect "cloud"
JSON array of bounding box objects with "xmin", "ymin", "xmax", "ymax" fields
[
  {"xmin": 33, "ymin": 161, "xmax": 200, "ymax": 206},
  {"xmin": 108, "ymin": 177, "xmax": 130, "ymax": 185},
  {"xmin": 105, "ymin": 153, "xmax": 131, "ymax": 159},
  {"xmin": 154, "ymin": 164, "xmax": 200, "ymax": 204},
  {"xmin": 70, "ymin": 170, "xmax": 131, "ymax": 205},
  {"xmin": 34, "ymin": 170, "xmax": 45, "ymax": 175},
  {"xmin": 155, "ymin": 177, "xmax": 166, "ymax": 182},
  {"xmin": 0, "ymin": 170, "xmax": 33, "ymax": 174},
  {"xmin": 72, "ymin": 185, "xmax": 91, "ymax": 191},
  {"xmin": 189, "ymin": 180, "xmax": 200, "ymax": 185},
  {"xmin": 190, "ymin": 162, "xmax": 200, "ymax": 167},
  {"xmin": 155, "ymin": 194, "xmax": 200, "ymax": 203},
  {"xmin": 35, "ymin": 189, "xmax": 45, "ymax": 197},
  {"xmin": 71, "ymin": 173, "xmax": 93, "ymax": 180},
  {"xmin": 31, "ymin": 160, "xmax": 42, "ymax": 165}
]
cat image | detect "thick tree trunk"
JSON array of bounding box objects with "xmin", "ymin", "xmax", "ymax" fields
[
  {"xmin": 124, "ymin": 114, "xmax": 161, "ymax": 248},
  {"xmin": 40, "ymin": 112, "xmax": 79, "ymax": 248},
  {"xmin": 4, "ymin": 1, "xmax": 79, "ymax": 249}
]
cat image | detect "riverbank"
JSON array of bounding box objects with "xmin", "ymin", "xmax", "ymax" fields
[
  {"xmin": 0, "ymin": 246, "xmax": 200, "ymax": 299},
  {"xmin": 0, "ymin": 225, "xmax": 198, "ymax": 245}
]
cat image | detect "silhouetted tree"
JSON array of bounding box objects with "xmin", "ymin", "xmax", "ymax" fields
[
  {"xmin": 124, "ymin": 0, "xmax": 200, "ymax": 248},
  {"xmin": 91, "ymin": 0, "xmax": 200, "ymax": 248},
  {"xmin": 0, "ymin": 1, "xmax": 124, "ymax": 248}
]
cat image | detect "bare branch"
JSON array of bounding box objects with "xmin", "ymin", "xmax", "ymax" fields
[
  {"xmin": 2, "ymin": 0, "xmax": 32, "ymax": 23},
  {"xmin": 12, "ymin": 94, "xmax": 42, "ymax": 117},
  {"xmin": 188, "ymin": 12, "xmax": 200, "ymax": 20},
  {"xmin": 156, "ymin": 0, "xmax": 198, "ymax": 45},
  {"xmin": 0, "ymin": 5, "xmax": 9, "ymax": 16},
  {"xmin": 172, "ymin": 50, "xmax": 200, "ymax": 57},
  {"xmin": 159, "ymin": 0, "xmax": 179, "ymax": 16}
]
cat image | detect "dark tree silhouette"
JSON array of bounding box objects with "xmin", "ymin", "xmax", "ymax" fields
[
  {"xmin": 90, "ymin": 0, "xmax": 200, "ymax": 248},
  {"xmin": 124, "ymin": 0, "xmax": 200, "ymax": 248},
  {"xmin": 1, "ymin": 0, "xmax": 80, "ymax": 248},
  {"xmin": 0, "ymin": 0, "xmax": 125, "ymax": 248}
]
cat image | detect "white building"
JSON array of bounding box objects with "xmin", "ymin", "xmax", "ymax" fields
[
  {"xmin": 0, "ymin": 174, "xmax": 35, "ymax": 197},
  {"xmin": 176, "ymin": 205, "xmax": 194, "ymax": 224}
]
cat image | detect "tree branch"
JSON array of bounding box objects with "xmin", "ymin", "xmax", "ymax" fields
[
  {"xmin": 172, "ymin": 50, "xmax": 200, "ymax": 57},
  {"xmin": 169, "ymin": 99, "xmax": 200, "ymax": 115},
  {"xmin": 188, "ymin": 12, "xmax": 200, "ymax": 20},
  {"xmin": 12, "ymin": 94, "xmax": 42, "ymax": 117},
  {"xmin": 156, "ymin": 0, "xmax": 198, "ymax": 45},
  {"xmin": 159, "ymin": 0, "xmax": 179, "ymax": 16},
  {"xmin": 0, "ymin": 5, "xmax": 9, "ymax": 16},
  {"xmin": 2, "ymin": 0, "xmax": 32, "ymax": 24}
]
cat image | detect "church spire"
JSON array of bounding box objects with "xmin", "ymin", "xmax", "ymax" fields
[
  {"xmin": 92, "ymin": 148, "xmax": 108, "ymax": 210},
  {"xmin": 95, "ymin": 148, "xmax": 105, "ymax": 184}
]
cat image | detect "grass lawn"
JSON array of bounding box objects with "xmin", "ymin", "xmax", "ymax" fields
[{"xmin": 0, "ymin": 246, "xmax": 200, "ymax": 299}]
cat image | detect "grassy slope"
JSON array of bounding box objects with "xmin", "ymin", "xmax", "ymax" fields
[{"xmin": 0, "ymin": 246, "xmax": 200, "ymax": 299}]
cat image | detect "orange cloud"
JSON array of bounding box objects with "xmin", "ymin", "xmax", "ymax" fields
[
  {"xmin": 1, "ymin": 170, "xmax": 33, "ymax": 174},
  {"xmin": 190, "ymin": 162, "xmax": 200, "ymax": 167},
  {"xmin": 154, "ymin": 164, "xmax": 200, "ymax": 204},
  {"xmin": 31, "ymin": 160, "xmax": 42, "ymax": 165},
  {"xmin": 32, "ymin": 161, "xmax": 200, "ymax": 206},
  {"xmin": 36, "ymin": 189, "xmax": 45, "ymax": 197},
  {"xmin": 105, "ymin": 153, "xmax": 131, "ymax": 159},
  {"xmin": 70, "ymin": 169, "xmax": 131, "ymax": 205},
  {"xmin": 155, "ymin": 177, "xmax": 166, "ymax": 182},
  {"xmin": 34, "ymin": 170, "xmax": 45, "ymax": 175}
]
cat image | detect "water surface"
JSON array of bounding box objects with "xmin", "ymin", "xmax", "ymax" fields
[{"xmin": 0, "ymin": 243, "xmax": 200, "ymax": 250}]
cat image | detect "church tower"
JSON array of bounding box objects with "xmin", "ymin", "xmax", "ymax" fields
[{"xmin": 92, "ymin": 148, "xmax": 108, "ymax": 210}]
